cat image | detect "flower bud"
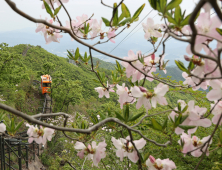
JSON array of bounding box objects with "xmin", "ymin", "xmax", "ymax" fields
[
  {"xmin": 184, "ymin": 55, "xmax": 191, "ymax": 61},
  {"xmin": 139, "ymin": 86, "xmax": 147, "ymax": 92},
  {"xmin": 151, "ymin": 54, "xmax": 155, "ymax": 60},
  {"xmin": 149, "ymin": 155, "xmax": 156, "ymax": 164}
]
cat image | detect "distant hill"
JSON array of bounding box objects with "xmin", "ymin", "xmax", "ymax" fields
[{"xmin": 157, "ymin": 66, "xmax": 184, "ymax": 82}]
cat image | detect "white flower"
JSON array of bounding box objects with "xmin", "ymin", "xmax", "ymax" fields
[{"xmin": 142, "ymin": 18, "xmax": 162, "ymax": 40}]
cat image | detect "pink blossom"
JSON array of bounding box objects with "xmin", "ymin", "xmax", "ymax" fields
[
  {"xmin": 65, "ymin": 20, "xmax": 78, "ymax": 41},
  {"xmin": 207, "ymin": 80, "xmax": 222, "ymax": 101},
  {"xmin": 35, "ymin": 17, "xmax": 52, "ymax": 34},
  {"xmin": 95, "ymin": 82, "xmax": 115, "ymax": 98},
  {"xmin": 116, "ymin": 83, "xmax": 135, "ymax": 109},
  {"xmin": 76, "ymin": 14, "xmax": 92, "ymax": 26},
  {"xmin": 131, "ymin": 83, "xmax": 168, "ymax": 110},
  {"xmin": 182, "ymin": 71, "xmax": 208, "ymax": 91},
  {"xmin": 130, "ymin": 86, "xmax": 151, "ymax": 110},
  {"xmin": 196, "ymin": 12, "xmax": 221, "ymax": 44},
  {"xmin": 121, "ymin": 50, "xmax": 144, "ymax": 81},
  {"xmin": 111, "ymin": 136, "xmax": 146, "ymax": 163},
  {"xmin": 0, "ymin": 123, "xmax": 6, "ymax": 133},
  {"xmin": 74, "ymin": 14, "xmax": 92, "ymax": 38},
  {"xmin": 146, "ymin": 155, "xmax": 176, "ymax": 170},
  {"xmin": 186, "ymin": 11, "xmax": 222, "ymax": 54},
  {"xmin": 35, "ymin": 18, "xmax": 63, "ymax": 44},
  {"xmin": 142, "ymin": 18, "xmax": 162, "ymax": 40},
  {"xmin": 169, "ymin": 100, "xmax": 211, "ymax": 134},
  {"xmin": 74, "ymin": 141, "xmax": 107, "ymax": 166},
  {"xmin": 203, "ymin": 3, "xmax": 212, "ymax": 13},
  {"xmin": 149, "ymin": 54, "xmax": 159, "ymax": 65},
  {"xmin": 90, "ymin": 19, "xmax": 102, "ymax": 38},
  {"xmin": 211, "ymin": 101, "xmax": 222, "ymax": 125},
  {"xmin": 44, "ymin": 28, "xmax": 63, "ymax": 44},
  {"xmin": 107, "ymin": 29, "xmax": 116, "ymax": 43},
  {"xmin": 179, "ymin": 133, "xmax": 212, "ymax": 157},
  {"xmin": 152, "ymin": 83, "xmax": 168, "ymax": 108},
  {"xmin": 26, "ymin": 124, "xmax": 54, "ymax": 145}
]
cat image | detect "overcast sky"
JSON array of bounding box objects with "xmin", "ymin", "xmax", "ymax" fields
[{"xmin": 0, "ymin": 0, "xmax": 202, "ymax": 32}]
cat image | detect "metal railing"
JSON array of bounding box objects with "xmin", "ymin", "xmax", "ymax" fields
[{"xmin": 0, "ymin": 136, "xmax": 39, "ymax": 170}]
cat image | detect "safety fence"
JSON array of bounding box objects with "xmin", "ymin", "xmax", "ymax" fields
[{"xmin": 0, "ymin": 135, "xmax": 40, "ymax": 170}]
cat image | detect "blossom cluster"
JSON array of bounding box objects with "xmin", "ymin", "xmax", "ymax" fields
[
  {"xmin": 95, "ymin": 81, "xmax": 169, "ymax": 111},
  {"xmin": 26, "ymin": 123, "xmax": 55, "ymax": 145},
  {"xmin": 74, "ymin": 137, "xmax": 176, "ymax": 169}
]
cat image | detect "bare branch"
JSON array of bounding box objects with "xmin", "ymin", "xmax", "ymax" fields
[
  {"xmin": 101, "ymin": 0, "xmax": 113, "ymax": 8},
  {"xmin": 0, "ymin": 103, "xmax": 170, "ymax": 147}
]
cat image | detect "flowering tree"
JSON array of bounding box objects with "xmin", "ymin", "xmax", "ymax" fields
[{"xmin": 1, "ymin": 0, "xmax": 222, "ymax": 169}]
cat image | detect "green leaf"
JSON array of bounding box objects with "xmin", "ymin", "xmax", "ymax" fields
[
  {"xmin": 162, "ymin": 116, "xmax": 168, "ymax": 130},
  {"xmin": 99, "ymin": 112, "xmax": 106, "ymax": 120},
  {"xmin": 175, "ymin": 60, "xmax": 189, "ymax": 73},
  {"xmin": 178, "ymin": 125, "xmax": 196, "ymax": 131},
  {"xmin": 181, "ymin": 10, "xmax": 200, "ymax": 26},
  {"xmin": 113, "ymin": 3, "xmax": 119, "ymax": 26},
  {"xmin": 175, "ymin": 6, "xmax": 182, "ymax": 23},
  {"xmin": 15, "ymin": 121, "xmax": 24, "ymax": 132},
  {"xmin": 4, "ymin": 121, "xmax": 10, "ymax": 132},
  {"xmin": 92, "ymin": 78, "xmax": 100, "ymax": 83},
  {"xmin": 43, "ymin": 0, "xmax": 54, "ymax": 18},
  {"xmin": 118, "ymin": 17, "xmax": 131, "ymax": 26},
  {"xmin": 75, "ymin": 48, "xmax": 80, "ymax": 60},
  {"xmin": 67, "ymin": 50, "xmax": 74, "ymax": 58},
  {"xmin": 217, "ymin": 148, "xmax": 222, "ymax": 155},
  {"xmin": 166, "ymin": 12, "xmax": 177, "ymax": 25},
  {"xmin": 151, "ymin": 118, "xmax": 163, "ymax": 131},
  {"xmin": 219, "ymin": 130, "xmax": 222, "ymax": 143},
  {"xmin": 122, "ymin": 3, "xmax": 131, "ymax": 17},
  {"xmin": 131, "ymin": 4, "xmax": 145, "ymax": 22},
  {"xmin": 178, "ymin": 102, "xmax": 181, "ymax": 112},
  {"xmin": 128, "ymin": 112, "xmax": 144, "ymax": 122},
  {"xmin": 181, "ymin": 115, "xmax": 188, "ymax": 123},
  {"xmin": 102, "ymin": 17, "xmax": 110, "ymax": 26},
  {"xmin": 107, "ymin": 108, "xmax": 112, "ymax": 116},
  {"xmin": 148, "ymin": 0, "xmax": 158, "ymax": 10},
  {"xmin": 166, "ymin": 0, "xmax": 182, "ymax": 11},
  {"xmin": 123, "ymin": 104, "xmax": 129, "ymax": 122},
  {"xmin": 188, "ymin": 61, "xmax": 195, "ymax": 71},
  {"xmin": 175, "ymin": 114, "xmax": 182, "ymax": 127},
  {"xmin": 158, "ymin": 0, "xmax": 167, "ymax": 13},
  {"xmin": 119, "ymin": 3, "xmax": 131, "ymax": 22},
  {"xmin": 115, "ymin": 111, "xmax": 125, "ymax": 121},
  {"xmin": 84, "ymin": 23, "xmax": 87, "ymax": 34},
  {"xmin": 181, "ymin": 105, "xmax": 188, "ymax": 113},
  {"xmin": 90, "ymin": 114, "xmax": 99, "ymax": 124},
  {"xmin": 11, "ymin": 118, "xmax": 15, "ymax": 131},
  {"xmin": 84, "ymin": 52, "xmax": 87, "ymax": 60},
  {"xmin": 54, "ymin": 5, "xmax": 62, "ymax": 16},
  {"xmin": 216, "ymin": 28, "xmax": 222, "ymax": 36}
]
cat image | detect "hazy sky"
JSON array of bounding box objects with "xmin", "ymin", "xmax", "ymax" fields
[{"xmin": 0, "ymin": 0, "xmax": 200, "ymax": 32}]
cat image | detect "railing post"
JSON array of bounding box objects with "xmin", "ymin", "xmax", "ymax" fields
[
  {"xmin": 33, "ymin": 142, "xmax": 35, "ymax": 160},
  {"xmin": 38, "ymin": 144, "xmax": 39, "ymax": 156},
  {"xmin": 18, "ymin": 141, "xmax": 22, "ymax": 170},
  {"xmin": 8, "ymin": 140, "xmax": 10, "ymax": 169},
  {"xmin": 25, "ymin": 145, "xmax": 28, "ymax": 169},
  {"xmin": 0, "ymin": 136, "xmax": 3, "ymax": 170},
  {"xmin": 2, "ymin": 138, "xmax": 5, "ymax": 170}
]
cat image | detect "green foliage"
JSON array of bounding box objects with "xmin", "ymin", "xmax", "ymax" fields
[
  {"xmin": 216, "ymin": 28, "xmax": 222, "ymax": 36},
  {"xmin": 113, "ymin": 3, "xmax": 119, "ymax": 26},
  {"xmin": 1, "ymin": 43, "xmax": 220, "ymax": 169},
  {"xmin": 4, "ymin": 117, "xmax": 24, "ymax": 136},
  {"xmin": 131, "ymin": 4, "xmax": 145, "ymax": 23},
  {"xmin": 43, "ymin": 0, "xmax": 54, "ymax": 18}
]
